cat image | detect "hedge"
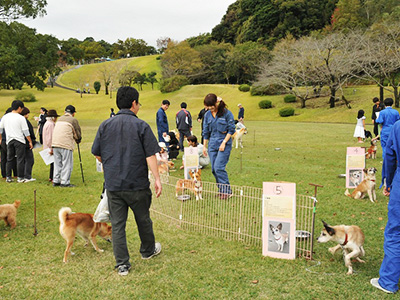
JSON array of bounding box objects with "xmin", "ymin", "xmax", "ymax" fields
[
  {"xmin": 258, "ymin": 100, "xmax": 272, "ymax": 109},
  {"xmin": 279, "ymin": 107, "xmax": 295, "ymax": 117},
  {"xmin": 284, "ymin": 94, "xmax": 296, "ymax": 103}
]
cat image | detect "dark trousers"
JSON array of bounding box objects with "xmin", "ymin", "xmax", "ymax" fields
[
  {"xmin": 107, "ymin": 189, "xmax": 155, "ymax": 268},
  {"xmin": 373, "ymin": 121, "xmax": 379, "ymax": 137},
  {"xmin": 49, "ymin": 163, "xmax": 54, "ymax": 180},
  {"xmin": 7, "ymin": 140, "xmax": 25, "ymax": 179},
  {"xmin": 1, "ymin": 142, "xmax": 16, "ymax": 178},
  {"xmin": 24, "ymin": 148, "xmax": 34, "ymax": 179},
  {"xmin": 178, "ymin": 129, "xmax": 191, "ymax": 152}
]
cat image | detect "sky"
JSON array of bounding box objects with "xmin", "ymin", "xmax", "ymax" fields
[{"xmin": 19, "ymin": 0, "xmax": 236, "ymax": 47}]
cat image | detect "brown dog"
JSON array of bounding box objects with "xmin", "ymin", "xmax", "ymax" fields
[
  {"xmin": 175, "ymin": 169, "xmax": 203, "ymax": 200},
  {"xmin": 365, "ymin": 140, "xmax": 377, "ymax": 159},
  {"xmin": 345, "ymin": 167, "xmax": 377, "ymax": 202},
  {"xmin": 0, "ymin": 200, "xmax": 21, "ymax": 229},
  {"xmin": 317, "ymin": 221, "xmax": 365, "ymax": 275},
  {"xmin": 58, "ymin": 207, "xmax": 112, "ymax": 263}
]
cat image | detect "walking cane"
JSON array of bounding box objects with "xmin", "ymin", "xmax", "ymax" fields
[{"xmin": 77, "ymin": 143, "xmax": 85, "ymax": 183}]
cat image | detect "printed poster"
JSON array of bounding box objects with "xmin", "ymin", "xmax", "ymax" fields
[
  {"xmin": 262, "ymin": 182, "xmax": 296, "ymax": 260},
  {"xmin": 184, "ymin": 146, "xmax": 198, "ymax": 179},
  {"xmin": 346, "ymin": 147, "xmax": 365, "ymax": 188}
]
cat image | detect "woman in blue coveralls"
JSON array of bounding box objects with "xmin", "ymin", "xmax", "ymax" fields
[
  {"xmin": 202, "ymin": 93, "xmax": 235, "ymax": 200},
  {"xmin": 371, "ymin": 121, "xmax": 400, "ymax": 294}
]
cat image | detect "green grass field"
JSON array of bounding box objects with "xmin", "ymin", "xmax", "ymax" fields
[{"xmin": 0, "ymin": 62, "xmax": 398, "ymax": 298}]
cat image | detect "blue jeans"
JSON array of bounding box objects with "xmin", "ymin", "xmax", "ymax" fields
[{"xmin": 208, "ymin": 139, "xmax": 232, "ymax": 194}]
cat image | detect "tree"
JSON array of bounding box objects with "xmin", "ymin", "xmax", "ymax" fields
[
  {"xmin": 79, "ymin": 40, "xmax": 105, "ymax": 63},
  {"xmin": 133, "ymin": 73, "xmax": 147, "ymax": 91},
  {"xmin": 146, "ymin": 72, "xmax": 158, "ymax": 90},
  {"xmin": 0, "ymin": 0, "xmax": 47, "ymax": 20},
  {"xmin": 93, "ymin": 81, "xmax": 101, "ymax": 94},
  {"xmin": 119, "ymin": 67, "xmax": 139, "ymax": 87}
]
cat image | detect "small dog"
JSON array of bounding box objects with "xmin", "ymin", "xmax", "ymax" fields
[
  {"xmin": 349, "ymin": 170, "xmax": 362, "ymax": 187},
  {"xmin": 158, "ymin": 161, "xmax": 175, "ymax": 174},
  {"xmin": 365, "ymin": 140, "xmax": 377, "ymax": 159},
  {"xmin": 175, "ymin": 169, "xmax": 203, "ymax": 200},
  {"xmin": 232, "ymin": 122, "xmax": 247, "ymax": 149},
  {"xmin": 269, "ymin": 223, "xmax": 289, "ymax": 251},
  {"xmin": 0, "ymin": 200, "xmax": 21, "ymax": 229},
  {"xmin": 345, "ymin": 167, "xmax": 377, "ymax": 202},
  {"xmin": 58, "ymin": 207, "xmax": 112, "ymax": 263},
  {"xmin": 317, "ymin": 220, "xmax": 365, "ymax": 275},
  {"xmin": 364, "ymin": 130, "xmax": 373, "ymax": 140}
]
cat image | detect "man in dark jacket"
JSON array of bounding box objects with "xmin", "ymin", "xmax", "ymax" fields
[
  {"xmin": 20, "ymin": 107, "xmax": 36, "ymax": 182},
  {"xmin": 176, "ymin": 102, "xmax": 192, "ymax": 151},
  {"xmin": 156, "ymin": 100, "xmax": 170, "ymax": 143},
  {"xmin": 92, "ymin": 86, "xmax": 162, "ymax": 276},
  {"xmin": 372, "ymin": 97, "xmax": 385, "ymax": 137}
]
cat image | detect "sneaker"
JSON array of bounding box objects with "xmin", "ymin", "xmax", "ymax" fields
[
  {"xmin": 117, "ymin": 265, "xmax": 131, "ymax": 276},
  {"xmin": 370, "ymin": 278, "xmax": 394, "ymax": 294},
  {"xmin": 17, "ymin": 178, "xmax": 25, "ymax": 183},
  {"xmin": 53, "ymin": 182, "xmax": 60, "ymax": 187},
  {"xmin": 6, "ymin": 177, "xmax": 13, "ymax": 183},
  {"xmin": 141, "ymin": 242, "xmax": 162, "ymax": 260},
  {"xmin": 24, "ymin": 178, "xmax": 36, "ymax": 183},
  {"xmin": 60, "ymin": 184, "xmax": 76, "ymax": 188},
  {"xmin": 219, "ymin": 193, "xmax": 233, "ymax": 200}
]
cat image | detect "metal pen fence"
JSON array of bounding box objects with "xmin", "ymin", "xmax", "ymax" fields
[{"xmin": 150, "ymin": 174, "xmax": 318, "ymax": 260}]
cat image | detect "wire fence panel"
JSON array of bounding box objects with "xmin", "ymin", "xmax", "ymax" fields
[{"xmin": 150, "ymin": 175, "xmax": 317, "ymax": 258}]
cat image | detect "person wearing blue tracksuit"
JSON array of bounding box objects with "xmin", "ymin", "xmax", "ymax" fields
[
  {"xmin": 371, "ymin": 120, "xmax": 400, "ymax": 293},
  {"xmin": 156, "ymin": 100, "xmax": 170, "ymax": 144},
  {"xmin": 376, "ymin": 98, "xmax": 400, "ymax": 161},
  {"xmin": 202, "ymin": 93, "xmax": 235, "ymax": 199}
]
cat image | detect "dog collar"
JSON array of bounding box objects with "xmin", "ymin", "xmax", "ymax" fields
[
  {"xmin": 341, "ymin": 233, "xmax": 348, "ymax": 246},
  {"xmin": 370, "ymin": 179, "xmax": 376, "ymax": 182}
]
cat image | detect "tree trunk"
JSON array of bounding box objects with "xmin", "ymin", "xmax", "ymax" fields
[
  {"xmin": 394, "ymin": 85, "xmax": 399, "ymax": 108},
  {"xmin": 341, "ymin": 95, "xmax": 351, "ymax": 109},
  {"xmin": 380, "ymin": 77, "xmax": 384, "ymax": 102},
  {"xmin": 300, "ymin": 97, "xmax": 306, "ymax": 108},
  {"xmin": 329, "ymin": 87, "xmax": 336, "ymax": 108},
  {"xmin": 105, "ymin": 83, "xmax": 109, "ymax": 95}
]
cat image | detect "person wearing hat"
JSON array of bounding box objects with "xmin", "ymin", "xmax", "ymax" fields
[
  {"xmin": 42, "ymin": 109, "xmax": 59, "ymax": 182},
  {"xmin": 237, "ymin": 103, "xmax": 244, "ymax": 123},
  {"xmin": 51, "ymin": 105, "xmax": 81, "ymax": 187}
]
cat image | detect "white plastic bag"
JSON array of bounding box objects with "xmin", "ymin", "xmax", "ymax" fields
[{"xmin": 93, "ymin": 189, "xmax": 110, "ymax": 223}]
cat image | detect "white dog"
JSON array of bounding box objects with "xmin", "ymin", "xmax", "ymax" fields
[{"xmin": 232, "ymin": 122, "xmax": 247, "ymax": 149}]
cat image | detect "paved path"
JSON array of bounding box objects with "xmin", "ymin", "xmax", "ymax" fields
[{"xmin": 47, "ymin": 65, "xmax": 82, "ymax": 91}]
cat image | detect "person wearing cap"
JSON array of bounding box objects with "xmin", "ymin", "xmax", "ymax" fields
[
  {"xmin": 176, "ymin": 102, "xmax": 192, "ymax": 152},
  {"xmin": 19, "ymin": 107, "xmax": 37, "ymax": 182},
  {"xmin": 42, "ymin": 109, "xmax": 59, "ymax": 182},
  {"xmin": 51, "ymin": 105, "xmax": 82, "ymax": 187},
  {"xmin": 0, "ymin": 100, "xmax": 33, "ymax": 183},
  {"xmin": 156, "ymin": 100, "xmax": 170, "ymax": 144},
  {"xmin": 237, "ymin": 103, "xmax": 244, "ymax": 123},
  {"xmin": 91, "ymin": 86, "xmax": 162, "ymax": 276}
]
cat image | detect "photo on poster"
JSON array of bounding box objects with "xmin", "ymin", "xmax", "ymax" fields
[
  {"xmin": 185, "ymin": 166, "xmax": 198, "ymax": 180},
  {"xmin": 268, "ymin": 220, "xmax": 291, "ymax": 254},
  {"xmin": 348, "ymin": 168, "xmax": 363, "ymax": 187}
]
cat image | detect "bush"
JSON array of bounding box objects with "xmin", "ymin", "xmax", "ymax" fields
[
  {"xmin": 251, "ymin": 83, "xmax": 285, "ymax": 96},
  {"xmin": 15, "ymin": 91, "xmax": 36, "ymax": 102},
  {"xmin": 279, "ymin": 107, "xmax": 295, "ymax": 117},
  {"xmin": 258, "ymin": 100, "xmax": 272, "ymax": 109},
  {"xmin": 238, "ymin": 84, "xmax": 250, "ymax": 92},
  {"xmin": 156, "ymin": 56, "xmax": 161, "ymax": 60},
  {"xmin": 94, "ymin": 81, "xmax": 101, "ymax": 94},
  {"xmin": 284, "ymin": 94, "xmax": 296, "ymax": 103},
  {"xmin": 160, "ymin": 75, "xmax": 189, "ymax": 93}
]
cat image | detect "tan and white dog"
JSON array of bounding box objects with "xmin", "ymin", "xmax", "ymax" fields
[
  {"xmin": 365, "ymin": 140, "xmax": 378, "ymax": 159},
  {"xmin": 232, "ymin": 122, "xmax": 247, "ymax": 149},
  {"xmin": 269, "ymin": 223, "xmax": 289, "ymax": 251},
  {"xmin": 58, "ymin": 207, "xmax": 112, "ymax": 263},
  {"xmin": 317, "ymin": 220, "xmax": 365, "ymax": 275},
  {"xmin": 0, "ymin": 200, "xmax": 21, "ymax": 229},
  {"xmin": 345, "ymin": 167, "xmax": 377, "ymax": 202},
  {"xmin": 175, "ymin": 169, "xmax": 203, "ymax": 200}
]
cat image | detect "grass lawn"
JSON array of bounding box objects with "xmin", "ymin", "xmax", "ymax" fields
[{"xmin": 0, "ymin": 77, "xmax": 398, "ymax": 298}]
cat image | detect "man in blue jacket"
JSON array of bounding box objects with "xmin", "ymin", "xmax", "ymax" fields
[
  {"xmin": 156, "ymin": 100, "xmax": 170, "ymax": 143},
  {"xmin": 176, "ymin": 102, "xmax": 192, "ymax": 152}
]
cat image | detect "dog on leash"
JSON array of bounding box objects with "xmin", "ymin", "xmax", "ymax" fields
[
  {"xmin": 317, "ymin": 220, "xmax": 365, "ymax": 275},
  {"xmin": 365, "ymin": 140, "xmax": 377, "ymax": 159},
  {"xmin": 345, "ymin": 167, "xmax": 377, "ymax": 202},
  {"xmin": 0, "ymin": 200, "xmax": 21, "ymax": 229},
  {"xmin": 269, "ymin": 223, "xmax": 289, "ymax": 251},
  {"xmin": 175, "ymin": 169, "xmax": 203, "ymax": 200},
  {"xmin": 232, "ymin": 122, "xmax": 247, "ymax": 149},
  {"xmin": 364, "ymin": 130, "xmax": 373, "ymax": 140},
  {"xmin": 58, "ymin": 207, "xmax": 112, "ymax": 263}
]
